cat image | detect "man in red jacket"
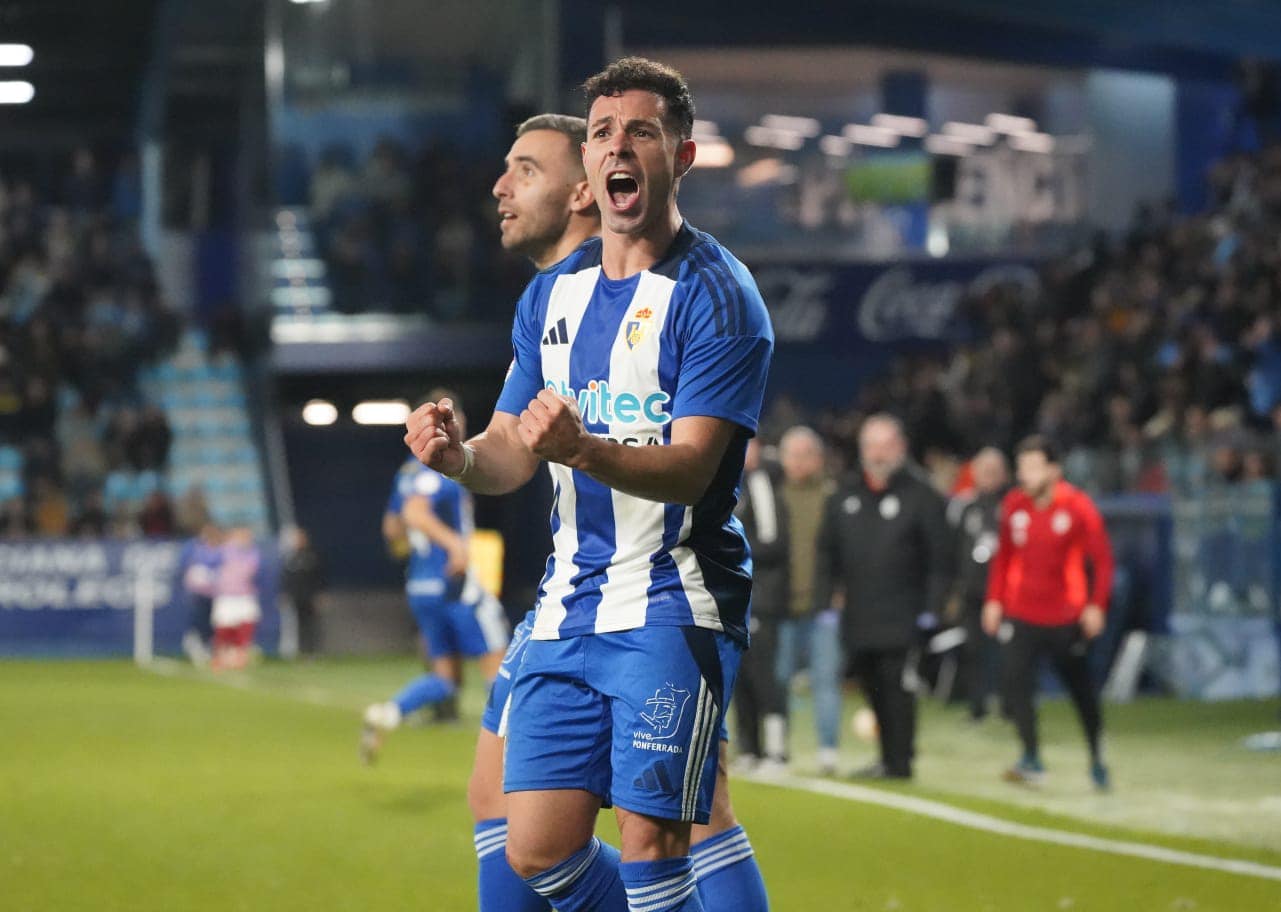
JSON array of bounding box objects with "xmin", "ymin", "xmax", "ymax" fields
[{"xmin": 982, "ymin": 435, "xmax": 1114, "ymax": 791}]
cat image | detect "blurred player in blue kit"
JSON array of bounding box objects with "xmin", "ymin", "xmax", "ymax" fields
[
  {"xmin": 408, "ymin": 59, "xmax": 773, "ymax": 912},
  {"xmin": 361, "ymin": 392, "xmax": 509, "ymax": 762}
]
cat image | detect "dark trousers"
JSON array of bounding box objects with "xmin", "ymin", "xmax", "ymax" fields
[
  {"xmin": 1002, "ymin": 619, "xmax": 1103, "ymax": 762},
  {"xmin": 961, "ymin": 600, "xmax": 1002, "ymax": 719},
  {"xmin": 734, "ymin": 614, "xmax": 788, "ymax": 759},
  {"xmin": 850, "ymin": 646, "xmax": 916, "ymax": 777},
  {"xmin": 294, "ymin": 596, "xmax": 319, "ymax": 656}
]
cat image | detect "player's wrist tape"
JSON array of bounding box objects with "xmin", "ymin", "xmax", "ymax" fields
[{"xmin": 443, "ymin": 443, "xmax": 476, "ymax": 482}]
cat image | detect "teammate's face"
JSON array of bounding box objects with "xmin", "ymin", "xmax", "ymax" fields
[
  {"xmin": 583, "ymin": 89, "xmax": 694, "ymax": 237},
  {"xmin": 1016, "ymin": 452, "xmax": 1058, "ymax": 499},
  {"xmin": 492, "ymin": 129, "xmax": 588, "ymax": 264}
]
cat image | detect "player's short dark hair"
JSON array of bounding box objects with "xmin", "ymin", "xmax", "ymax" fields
[
  {"xmin": 1016, "ymin": 434, "xmax": 1059, "ymax": 464},
  {"xmin": 516, "ymin": 113, "xmax": 587, "ymax": 150},
  {"xmin": 581, "ymin": 56, "xmax": 695, "ymax": 140}
]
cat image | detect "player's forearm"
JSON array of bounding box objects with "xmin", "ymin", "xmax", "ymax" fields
[
  {"xmin": 458, "ymin": 427, "xmax": 540, "ymax": 496},
  {"xmin": 568, "ymin": 436, "xmax": 714, "ymax": 505}
]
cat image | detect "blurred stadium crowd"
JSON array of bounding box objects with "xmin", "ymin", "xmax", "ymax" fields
[
  {"xmin": 304, "ymin": 136, "xmax": 529, "ymax": 318},
  {"xmin": 764, "ymin": 147, "xmax": 1281, "ymax": 499},
  {"xmin": 0, "ymin": 150, "xmax": 210, "ymax": 539},
  {"xmin": 8, "ymin": 140, "xmax": 1281, "ymax": 545}
]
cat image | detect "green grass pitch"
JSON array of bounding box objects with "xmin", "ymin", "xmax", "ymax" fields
[{"xmin": 4, "ymin": 658, "xmax": 1280, "ymax": 911}]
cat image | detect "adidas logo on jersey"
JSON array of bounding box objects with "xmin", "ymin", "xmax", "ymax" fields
[
  {"xmin": 633, "ymin": 762, "xmax": 677, "ymax": 794},
  {"xmin": 541, "ymin": 317, "xmax": 569, "ymax": 346}
]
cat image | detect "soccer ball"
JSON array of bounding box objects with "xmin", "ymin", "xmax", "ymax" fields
[{"xmin": 851, "ymin": 707, "xmax": 879, "ymax": 742}]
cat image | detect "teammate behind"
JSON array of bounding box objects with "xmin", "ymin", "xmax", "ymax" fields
[
  {"xmin": 362, "ymin": 392, "xmax": 509, "ymax": 762},
  {"xmin": 470, "ymin": 112, "xmax": 769, "ymax": 911},
  {"xmin": 471, "ymin": 112, "xmax": 602, "ymax": 912},
  {"xmin": 407, "ymin": 58, "xmax": 773, "ymax": 912},
  {"xmin": 982, "ymin": 435, "xmax": 1115, "ymax": 791}
]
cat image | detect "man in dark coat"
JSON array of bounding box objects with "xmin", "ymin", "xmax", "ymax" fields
[
  {"xmin": 815, "ymin": 414, "xmax": 952, "ymax": 779},
  {"xmin": 732, "ymin": 437, "xmax": 791, "ymax": 771},
  {"xmin": 946, "ymin": 447, "xmax": 1010, "ymax": 720}
]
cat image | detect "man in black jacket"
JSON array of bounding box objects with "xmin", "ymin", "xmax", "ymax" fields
[
  {"xmin": 732, "ymin": 438, "xmax": 791, "ymax": 771},
  {"xmin": 815, "ymin": 414, "xmax": 952, "ymax": 779},
  {"xmin": 946, "ymin": 447, "xmax": 1009, "ymax": 720}
]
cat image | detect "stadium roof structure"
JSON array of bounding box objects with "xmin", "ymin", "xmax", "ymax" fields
[
  {"xmin": 0, "ymin": 0, "xmax": 260, "ymax": 150},
  {"xmin": 0, "ymin": 0, "xmax": 160, "ymax": 142},
  {"xmin": 616, "ymin": 0, "xmax": 1281, "ymax": 78}
]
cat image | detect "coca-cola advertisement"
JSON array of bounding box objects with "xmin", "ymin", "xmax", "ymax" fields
[{"xmin": 750, "ymin": 258, "xmax": 1041, "ymax": 346}]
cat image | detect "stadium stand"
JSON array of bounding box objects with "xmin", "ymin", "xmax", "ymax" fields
[
  {"xmin": 284, "ymin": 136, "xmax": 530, "ymax": 319},
  {"xmin": 0, "ymin": 151, "xmax": 268, "ymax": 538}
]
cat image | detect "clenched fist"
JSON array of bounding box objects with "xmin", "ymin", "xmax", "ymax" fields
[
  {"xmin": 404, "ymin": 398, "xmax": 466, "ymax": 475},
  {"xmin": 518, "ymin": 389, "xmax": 595, "ymax": 468}
]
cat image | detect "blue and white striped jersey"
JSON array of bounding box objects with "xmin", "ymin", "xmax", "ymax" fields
[
  {"xmin": 495, "ymin": 223, "xmax": 773, "ymax": 645},
  {"xmin": 389, "ymin": 458, "xmax": 471, "ymax": 599}
]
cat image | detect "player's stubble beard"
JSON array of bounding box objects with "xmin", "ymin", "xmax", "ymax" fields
[{"xmin": 505, "ymin": 207, "xmax": 570, "ymax": 268}]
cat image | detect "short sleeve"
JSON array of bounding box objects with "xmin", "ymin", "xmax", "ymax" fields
[
  {"xmin": 670, "ymin": 266, "xmax": 773, "ymax": 434},
  {"xmin": 495, "ymin": 281, "xmax": 545, "ymax": 416}
]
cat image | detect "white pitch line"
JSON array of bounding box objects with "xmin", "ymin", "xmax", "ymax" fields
[
  {"xmin": 753, "ymin": 774, "xmax": 1281, "ymax": 882},
  {"xmin": 143, "ymin": 657, "xmax": 355, "ymax": 710}
]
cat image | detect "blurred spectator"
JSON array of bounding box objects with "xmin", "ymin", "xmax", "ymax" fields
[
  {"xmin": 30, "ymin": 477, "xmax": 70, "ymax": 537},
  {"xmin": 180, "ymin": 523, "xmax": 223, "ymax": 666},
  {"xmin": 175, "ymin": 485, "xmax": 212, "ymax": 537},
  {"xmin": 1, "ymin": 498, "xmax": 27, "ymax": 537},
  {"xmin": 69, "ymin": 491, "xmax": 108, "ymax": 538},
  {"xmin": 309, "ymin": 145, "xmax": 358, "ymax": 225},
  {"xmin": 58, "ymin": 401, "xmax": 108, "ymax": 499},
  {"xmin": 776, "ymin": 426, "xmax": 841, "ymax": 775},
  {"xmin": 731, "ymin": 438, "xmax": 791, "ymax": 773},
  {"xmin": 139, "ymin": 490, "xmax": 175, "ymax": 538},
  {"xmin": 281, "ymin": 525, "xmax": 325, "ymax": 658},
  {"xmin": 210, "ymin": 527, "xmax": 261, "ymax": 671},
  {"xmin": 946, "ymin": 447, "xmax": 1011, "ymax": 721},
  {"xmin": 133, "ymin": 405, "xmax": 173, "ymax": 471},
  {"xmin": 361, "ymin": 138, "xmax": 412, "ymax": 209},
  {"xmin": 63, "ymin": 148, "xmax": 104, "ymax": 214}
]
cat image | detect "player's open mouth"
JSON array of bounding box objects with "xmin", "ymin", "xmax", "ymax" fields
[{"xmin": 606, "ymin": 172, "xmax": 640, "ymax": 211}]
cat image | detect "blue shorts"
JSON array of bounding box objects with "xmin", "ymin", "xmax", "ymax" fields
[
  {"xmin": 481, "ymin": 609, "xmax": 536, "ymax": 735},
  {"xmin": 410, "ymin": 590, "xmax": 508, "ymax": 660},
  {"xmin": 502, "ymin": 626, "xmax": 741, "ymax": 824}
]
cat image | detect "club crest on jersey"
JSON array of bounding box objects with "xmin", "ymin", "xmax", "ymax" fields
[
  {"xmin": 637, "ymin": 682, "xmax": 690, "ymax": 742},
  {"xmin": 625, "ymin": 307, "xmax": 653, "ymax": 350},
  {"xmin": 1052, "ymin": 510, "xmax": 1072, "ymax": 535}
]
